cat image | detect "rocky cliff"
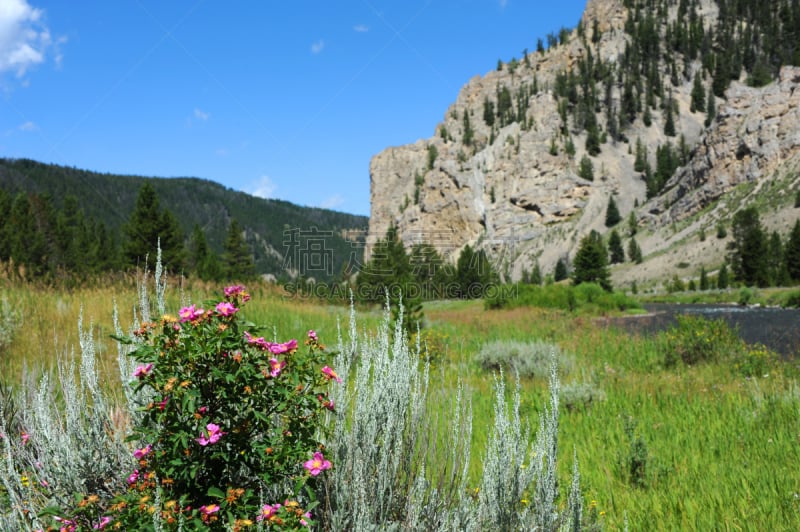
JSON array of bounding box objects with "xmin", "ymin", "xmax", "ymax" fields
[{"xmin": 368, "ymin": 0, "xmax": 800, "ymax": 288}]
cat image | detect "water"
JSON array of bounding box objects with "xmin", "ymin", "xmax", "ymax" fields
[{"xmin": 606, "ymin": 303, "xmax": 800, "ymax": 357}]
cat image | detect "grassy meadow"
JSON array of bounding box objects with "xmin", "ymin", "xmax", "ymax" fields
[{"xmin": 1, "ymin": 279, "xmax": 799, "ymax": 530}]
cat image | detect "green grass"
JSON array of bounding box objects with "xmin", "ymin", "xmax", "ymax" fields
[
  {"xmin": 422, "ymin": 300, "xmax": 800, "ymax": 530},
  {"xmin": 2, "ymin": 280, "xmax": 798, "ymax": 530}
]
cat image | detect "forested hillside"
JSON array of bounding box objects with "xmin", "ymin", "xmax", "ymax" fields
[{"xmin": 0, "ymin": 158, "xmax": 368, "ymax": 281}]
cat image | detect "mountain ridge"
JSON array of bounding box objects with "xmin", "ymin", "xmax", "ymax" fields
[
  {"xmin": 0, "ymin": 157, "xmax": 368, "ymax": 280},
  {"xmin": 367, "ymin": 0, "xmax": 800, "ymax": 289}
]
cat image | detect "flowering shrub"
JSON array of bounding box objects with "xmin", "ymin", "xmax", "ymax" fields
[
  {"xmin": 736, "ymin": 343, "xmax": 773, "ymax": 378},
  {"xmin": 660, "ymin": 315, "xmax": 744, "ymax": 367},
  {"xmin": 101, "ymin": 285, "xmax": 337, "ymax": 529}
]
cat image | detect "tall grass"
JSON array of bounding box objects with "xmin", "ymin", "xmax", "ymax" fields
[{"xmin": 425, "ymin": 300, "xmax": 800, "ymax": 530}]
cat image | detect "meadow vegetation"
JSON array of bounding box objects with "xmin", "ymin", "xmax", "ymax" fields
[{"xmin": 0, "ymin": 269, "xmax": 797, "ymax": 530}]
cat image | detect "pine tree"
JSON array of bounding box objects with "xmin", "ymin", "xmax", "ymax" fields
[
  {"xmin": 717, "ymin": 263, "xmax": 730, "ymax": 289},
  {"xmin": 699, "ymin": 266, "xmax": 709, "ymax": 290},
  {"xmin": 663, "ymin": 93, "xmax": 676, "ymax": 136},
  {"xmin": 554, "ymin": 258, "xmax": 569, "ymax": 282},
  {"xmin": 483, "ymin": 98, "xmax": 495, "ymax": 127},
  {"xmin": 189, "ymin": 224, "xmax": 221, "ymax": 281},
  {"xmin": 628, "ymin": 237, "xmax": 643, "ymax": 264},
  {"xmin": 712, "ymin": 52, "xmax": 731, "ymax": 97},
  {"xmin": 728, "ymin": 207, "xmax": 769, "ymax": 287},
  {"xmin": 222, "ymin": 219, "xmax": 255, "ymax": 280},
  {"xmin": 0, "ymin": 188, "xmax": 11, "ymax": 260},
  {"xmin": 634, "ymin": 137, "xmax": 648, "ymax": 173},
  {"xmin": 463, "ymin": 112, "xmax": 474, "ymax": 146},
  {"xmin": 124, "ymin": 183, "xmax": 163, "ymax": 267},
  {"xmin": 572, "ymin": 230, "xmax": 612, "ymax": 291},
  {"xmin": 578, "ymin": 155, "xmax": 594, "ymax": 181},
  {"xmin": 785, "ymin": 219, "xmax": 800, "ymax": 282},
  {"xmin": 628, "ymin": 211, "xmax": 638, "ymax": 236},
  {"xmin": 690, "ymin": 71, "xmax": 705, "ymax": 112},
  {"xmin": 55, "ymin": 194, "xmax": 85, "ymax": 272},
  {"xmin": 767, "ymin": 231, "xmax": 789, "ymax": 286},
  {"xmin": 158, "ymin": 209, "xmax": 186, "ymax": 273},
  {"xmin": 608, "ymin": 230, "xmax": 625, "ymax": 264},
  {"xmin": 357, "ymin": 225, "xmax": 423, "ymax": 332},
  {"xmin": 88, "ymin": 219, "xmax": 119, "ymax": 273},
  {"xmin": 456, "ymin": 245, "xmax": 497, "ymax": 299},
  {"xmin": 9, "ymin": 193, "xmax": 48, "ymax": 276},
  {"xmin": 410, "ymin": 242, "xmax": 452, "ymax": 298},
  {"xmin": 605, "ymin": 196, "xmax": 621, "ymax": 227},
  {"xmin": 585, "ymin": 123, "xmax": 602, "ymax": 156}
]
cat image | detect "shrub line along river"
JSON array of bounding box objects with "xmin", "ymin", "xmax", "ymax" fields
[{"xmin": 605, "ymin": 303, "xmax": 800, "ymax": 357}]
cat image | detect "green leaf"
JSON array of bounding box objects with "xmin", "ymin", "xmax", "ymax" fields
[
  {"xmin": 207, "ymin": 486, "xmax": 225, "ymax": 499},
  {"xmin": 110, "ymin": 333, "xmax": 134, "ymax": 344},
  {"xmin": 38, "ymin": 505, "xmax": 66, "ymax": 518}
]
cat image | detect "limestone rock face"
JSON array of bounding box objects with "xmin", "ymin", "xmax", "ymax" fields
[
  {"xmin": 366, "ymin": 0, "xmax": 800, "ymax": 286},
  {"xmin": 647, "ymin": 66, "xmax": 800, "ymax": 224}
]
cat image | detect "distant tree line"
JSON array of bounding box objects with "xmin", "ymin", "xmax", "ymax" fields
[
  {"xmin": 0, "ymin": 183, "xmax": 255, "ymax": 282},
  {"xmin": 354, "ymin": 225, "xmax": 499, "ymax": 332}
]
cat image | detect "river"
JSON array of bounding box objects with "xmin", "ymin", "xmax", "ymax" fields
[{"xmin": 606, "ymin": 303, "xmax": 800, "ymax": 357}]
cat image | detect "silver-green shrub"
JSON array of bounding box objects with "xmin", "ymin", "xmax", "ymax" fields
[
  {"xmin": 0, "ymin": 259, "xmax": 164, "ymax": 531},
  {"xmin": 476, "ymin": 338, "xmax": 574, "ymax": 378},
  {"xmin": 0, "ymin": 316, "xmax": 135, "ymax": 530},
  {"xmin": 322, "ymin": 302, "xmax": 475, "ymax": 530},
  {"xmin": 560, "ymin": 381, "xmax": 607, "ymax": 412},
  {"xmin": 322, "ymin": 301, "xmax": 585, "ymax": 531}
]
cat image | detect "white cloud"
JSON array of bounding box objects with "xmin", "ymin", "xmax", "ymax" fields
[
  {"xmin": 320, "ymin": 194, "xmax": 344, "ymax": 210},
  {"xmin": 310, "ymin": 39, "xmax": 325, "ymax": 54},
  {"xmin": 250, "ymin": 175, "xmax": 277, "ymax": 199},
  {"xmin": 0, "ymin": 0, "xmax": 54, "ymax": 77},
  {"xmin": 193, "ymin": 108, "xmax": 210, "ymax": 121},
  {"xmin": 18, "ymin": 120, "xmax": 36, "ymax": 131},
  {"xmin": 353, "ymin": 24, "xmax": 369, "ymax": 33}
]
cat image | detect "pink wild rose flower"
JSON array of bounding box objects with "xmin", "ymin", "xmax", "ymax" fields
[
  {"xmin": 178, "ymin": 304, "xmax": 205, "ymax": 322},
  {"xmin": 196, "ymin": 423, "xmax": 226, "ymax": 446},
  {"xmin": 267, "ymin": 339, "xmax": 298, "ymax": 355},
  {"xmin": 224, "ymin": 285, "xmax": 251, "ymax": 302},
  {"xmin": 93, "ymin": 516, "xmax": 112, "ymax": 530},
  {"xmin": 308, "ymin": 329, "xmax": 318, "ymax": 341},
  {"xmin": 268, "ymin": 358, "xmax": 286, "ymax": 378},
  {"xmin": 215, "ymin": 301, "xmax": 238, "ymax": 317},
  {"xmin": 199, "ymin": 504, "xmax": 220, "ymax": 516},
  {"xmin": 244, "ymin": 331, "xmax": 270, "ymax": 351},
  {"xmin": 321, "ymin": 365, "xmax": 342, "ymax": 383},
  {"xmin": 256, "ymin": 503, "xmax": 282, "ymax": 522},
  {"xmin": 133, "ymin": 363, "xmax": 154, "ymax": 379},
  {"xmin": 133, "ymin": 444, "xmax": 152, "ymax": 459},
  {"xmin": 303, "ymin": 451, "xmax": 332, "ymax": 476}
]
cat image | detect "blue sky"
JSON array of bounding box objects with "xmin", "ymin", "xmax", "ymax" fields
[{"xmin": 1, "ymin": 0, "xmax": 587, "ymax": 216}]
